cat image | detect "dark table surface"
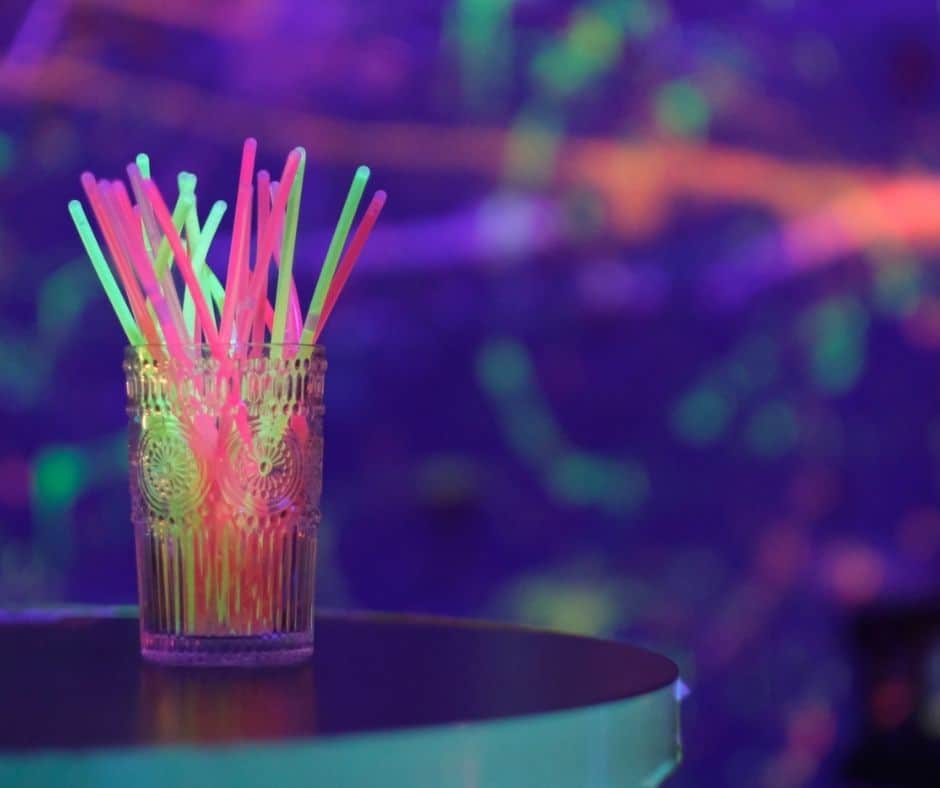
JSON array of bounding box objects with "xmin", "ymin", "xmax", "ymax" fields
[{"xmin": 0, "ymin": 609, "xmax": 678, "ymax": 751}]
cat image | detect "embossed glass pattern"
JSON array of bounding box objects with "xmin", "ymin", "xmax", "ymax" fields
[{"xmin": 124, "ymin": 344, "xmax": 326, "ymax": 666}]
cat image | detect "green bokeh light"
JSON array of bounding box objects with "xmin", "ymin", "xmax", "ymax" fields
[
  {"xmin": 747, "ymin": 400, "xmax": 800, "ymax": 457},
  {"xmin": 505, "ymin": 111, "xmax": 563, "ymax": 183},
  {"xmin": 506, "ymin": 405, "xmax": 563, "ymax": 462},
  {"xmin": 478, "ymin": 340, "xmax": 646, "ymax": 514},
  {"xmin": 477, "ymin": 339, "xmax": 533, "ymax": 397},
  {"xmin": 569, "ymin": 11, "xmax": 622, "ymax": 58},
  {"xmin": 655, "ymin": 80, "xmax": 711, "ymax": 136},
  {"xmin": 805, "ymin": 297, "xmax": 867, "ymax": 394},
  {"xmin": 623, "ymin": 0, "xmax": 659, "ymax": 38},
  {"xmin": 510, "ymin": 578, "xmax": 622, "ymax": 636},
  {"xmin": 672, "ymin": 384, "xmax": 733, "ymax": 445},
  {"xmin": 0, "ymin": 132, "xmax": 13, "ymax": 175},
  {"xmin": 452, "ymin": 0, "xmax": 516, "ymax": 110},
  {"xmin": 531, "ymin": 3, "xmax": 627, "ymax": 98},
  {"xmin": 37, "ymin": 259, "xmax": 97, "ymax": 339},
  {"xmin": 0, "ymin": 339, "xmax": 46, "ymax": 406},
  {"xmin": 548, "ymin": 452, "xmax": 647, "ymax": 512},
  {"xmin": 32, "ymin": 446, "xmax": 87, "ymax": 511}
]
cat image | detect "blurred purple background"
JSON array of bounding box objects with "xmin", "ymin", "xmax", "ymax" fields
[{"xmin": 3, "ymin": 1, "xmax": 940, "ymax": 784}]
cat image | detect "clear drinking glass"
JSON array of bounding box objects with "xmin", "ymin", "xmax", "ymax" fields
[{"xmin": 124, "ymin": 344, "xmax": 326, "ymax": 666}]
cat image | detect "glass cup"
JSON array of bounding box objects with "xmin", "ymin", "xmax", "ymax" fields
[{"xmin": 124, "ymin": 344, "xmax": 326, "ymax": 666}]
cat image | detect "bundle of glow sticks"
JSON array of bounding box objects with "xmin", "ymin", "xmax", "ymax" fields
[
  {"xmin": 68, "ymin": 140, "xmax": 386, "ymax": 635},
  {"xmin": 69, "ymin": 138, "xmax": 386, "ymax": 353}
]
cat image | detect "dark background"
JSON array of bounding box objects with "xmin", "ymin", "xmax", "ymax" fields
[{"xmin": 3, "ymin": 1, "xmax": 940, "ymax": 785}]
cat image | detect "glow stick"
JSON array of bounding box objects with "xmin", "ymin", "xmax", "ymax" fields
[
  {"xmin": 141, "ymin": 171, "xmax": 254, "ymax": 445},
  {"xmin": 108, "ymin": 181, "xmax": 189, "ymax": 361},
  {"xmin": 301, "ymin": 166, "xmax": 370, "ymax": 344},
  {"xmin": 128, "ymin": 164, "xmax": 190, "ymax": 341},
  {"xmin": 234, "ymin": 149, "xmax": 301, "ymax": 344},
  {"xmin": 250, "ymin": 170, "xmax": 271, "ymax": 345},
  {"xmin": 152, "ymin": 190, "xmax": 194, "ymax": 279},
  {"xmin": 271, "ymin": 148, "xmax": 306, "ymax": 353},
  {"xmin": 182, "ymin": 193, "xmax": 202, "ymax": 339},
  {"xmin": 219, "ymin": 138, "xmax": 257, "ymax": 345},
  {"xmin": 184, "ymin": 200, "xmax": 227, "ymax": 336},
  {"xmin": 140, "ymin": 173, "xmax": 222, "ymax": 358},
  {"xmin": 313, "ymin": 190, "xmax": 386, "ymax": 342},
  {"xmin": 268, "ymin": 181, "xmax": 303, "ymax": 343},
  {"xmin": 80, "ymin": 173, "xmax": 161, "ymax": 347},
  {"xmin": 68, "ymin": 200, "xmax": 143, "ymax": 345},
  {"xmin": 136, "ymin": 152, "xmax": 151, "ymax": 179}
]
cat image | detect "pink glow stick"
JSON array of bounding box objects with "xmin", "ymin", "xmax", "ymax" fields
[
  {"xmin": 127, "ymin": 165, "xmax": 161, "ymax": 250},
  {"xmin": 127, "ymin": 166, "xmax": 189, "ymax": 342},
  {"xmin": 219, "ymin": 138, "xmax": 257, "ymax": 346},
  {"xmin": 123, "ymin": 180, "xmax": 188, "ymax": 344},
  {"xmin": 257, "ymin": 171, "xmax": 271, "ymax": 262},
  {"xmin": 313, "ymin": 190, "xmax": 387, "ymax": 342},
  {"xmin": 264, "ymin": 300, "xmax": 275, "ymax": 331},
  {"xmin": 107, "ymin": 181, "xmax": 189, "ymax": 362},
  {"xmin": 268, "ymin": 181, "xmax": 304, "ymax": 343},
  {"xmin": 250, "ymin": 170, "xmax": 271, "ymax": 346},
  {"xmin": 139, "ymin": 173, "xmax": 224, "ymax": 359},
  {"xmin": 234, "ymin": 149, "xmax": 302, "ymax": 344},
  {"xmin": 80, "ymin": 173, "xmax": 162, "ymax": 348}
]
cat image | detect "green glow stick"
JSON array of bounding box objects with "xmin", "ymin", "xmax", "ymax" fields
[
  {"xmin": 153, "ymin": 193, "xmax": 193, "ymax": 280},
  {"xmin": 218, "ymin": 529, "xmax": 230, "ymax": 626},
  {"xmin": 207, "ymin": 269, "xmax": 226, "ymax": 315},
  {"xmin": 183, "ymin": 199, "xmax": 227, "ymax": 335},
  {"xmin": 136, "ymin": 153, "xmax": 151, "ymax": 180},
  {"xmin": 68, "ymin": 200, "xmax": 143, "ymax": 345},
  {"xmin": 271, "ymin": 148, "xmax": 306, "ymax": 355},
  {"xmin": 136, "ymin": 155, "xmax": 154, "ymax": 255},
  {"xmin": 178, "ymin": 171, "xmax": 196, "ymax": 195},
  {"xmin": 181, "ymin": 196, "xmax": 202, "ymax": 337},
  {"xmin": 301, "ymin": 165, "xmax": 370, "ymax": 345},
  {"xmin": 151, "ymin": 191, "xmax": 191, "ymax": 344},
  {"xmin": 186, "ymin": 531, "xmax": 196, "ymax": 632}
]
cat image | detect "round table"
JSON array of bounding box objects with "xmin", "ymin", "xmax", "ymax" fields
[{"xmin": 0, "ymin": 609, "xmax": 681, "ymax": 787}]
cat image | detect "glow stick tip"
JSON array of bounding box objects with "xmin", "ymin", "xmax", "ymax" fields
[
  {"xmin": 135, "ymin": 153, "xmax": 151, "ymax": 178},
  {"xmin": 355, "ymin": 165, "xmax": 370, "ymax": 179},
  {"xmin": 238, "ymin": 139, "xmax": 258, "ymax": 188},
  {"xmin": 178, "ymin": 171, "xmax": 197, "ymax": 193}
]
